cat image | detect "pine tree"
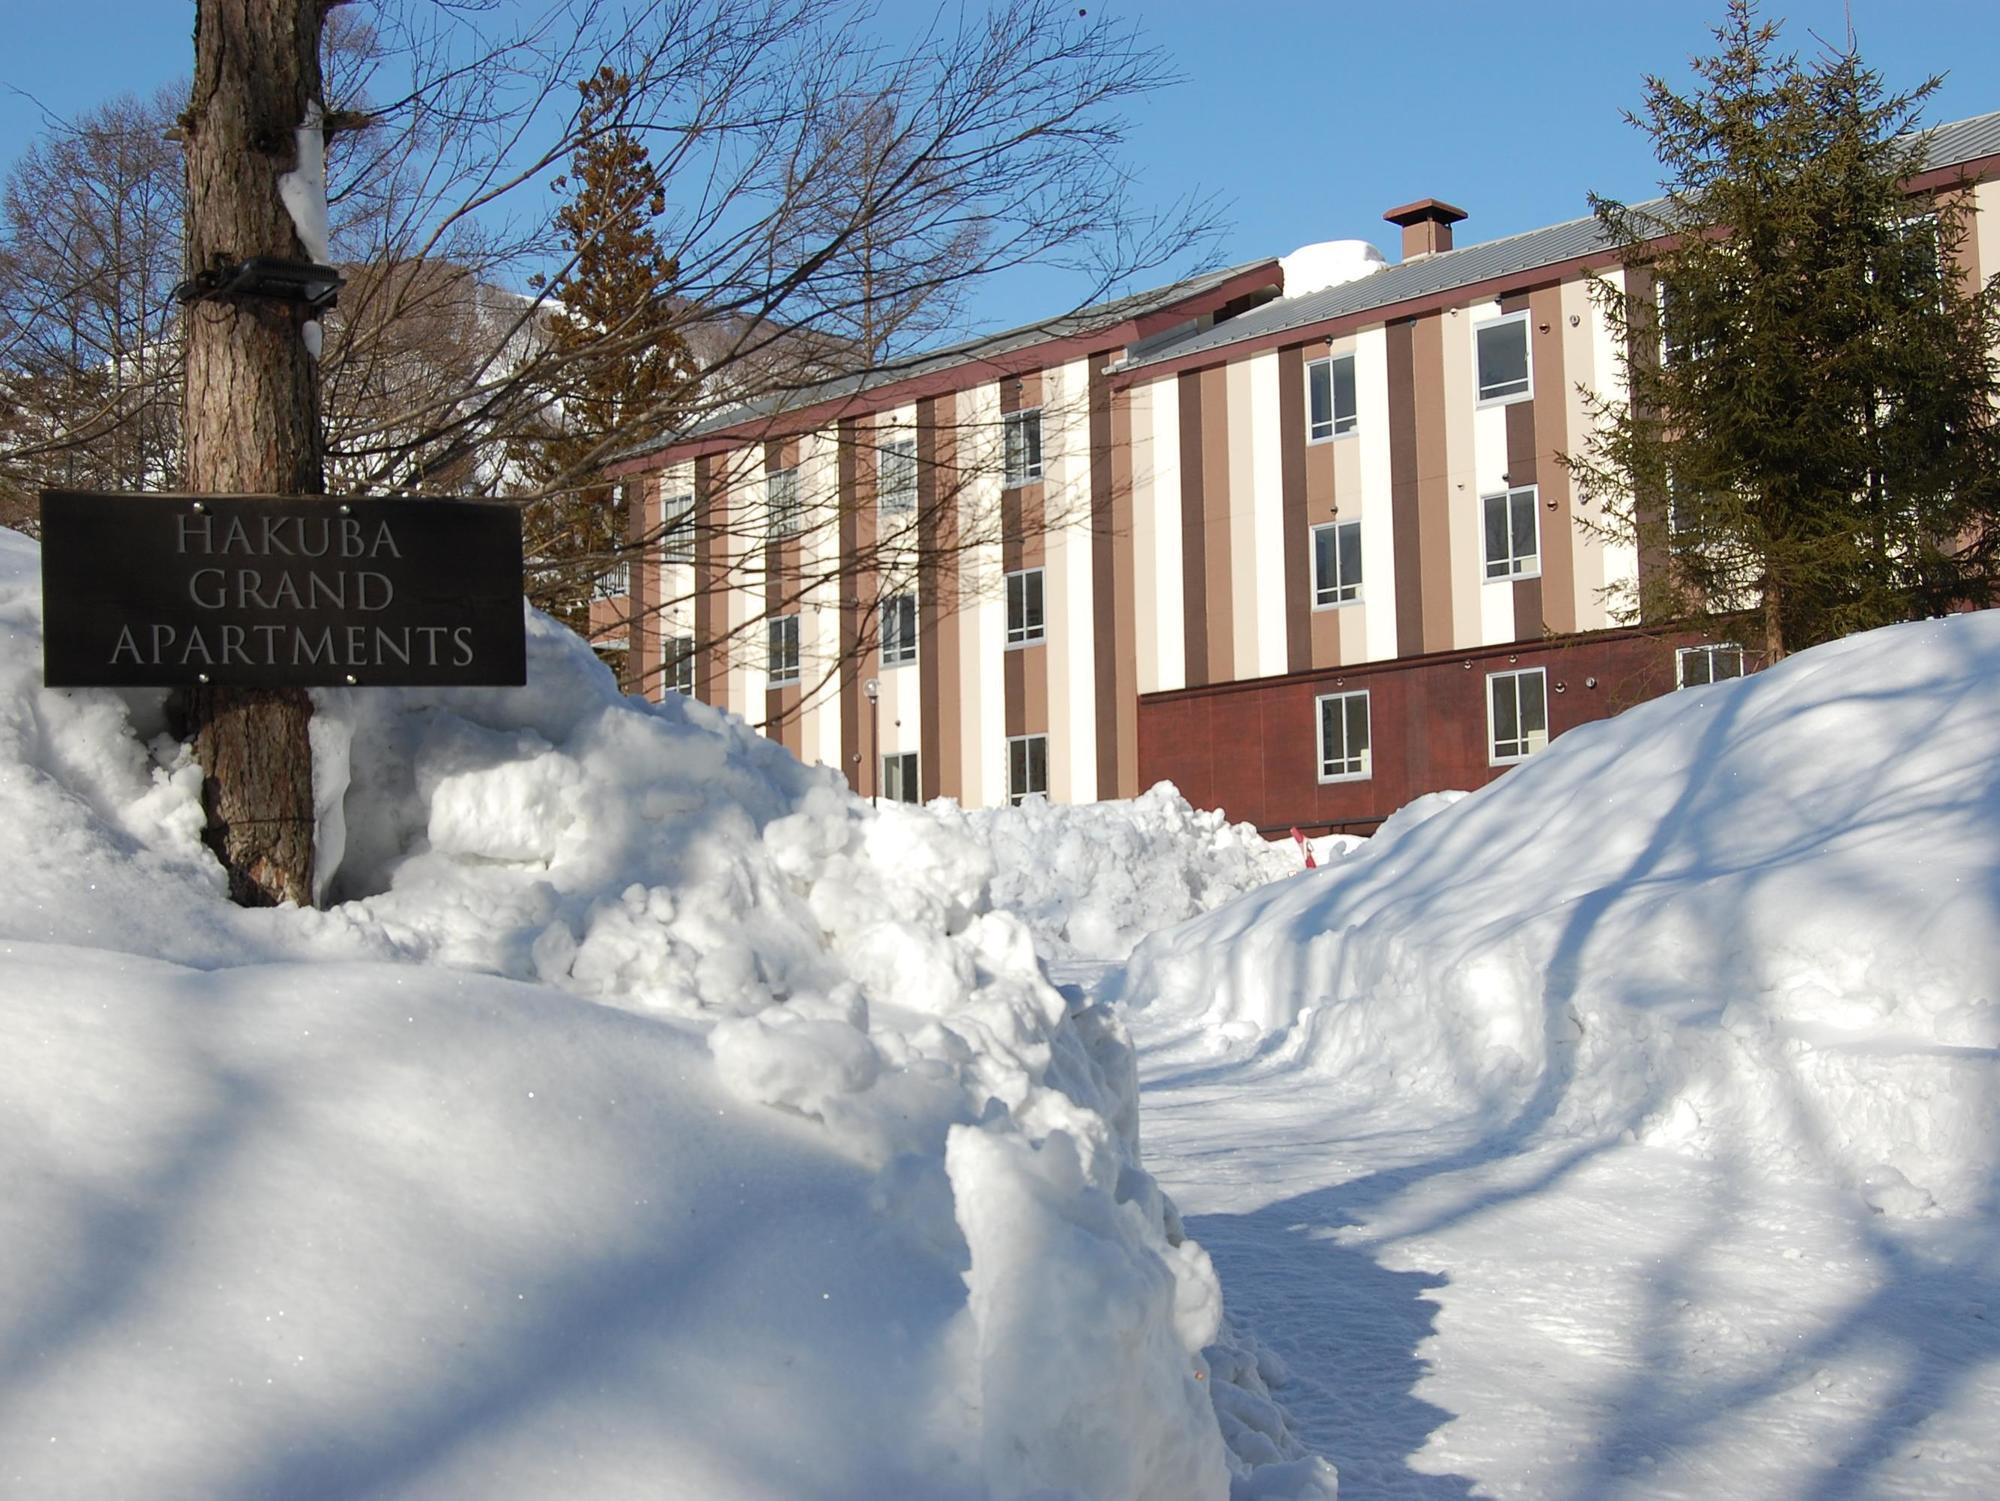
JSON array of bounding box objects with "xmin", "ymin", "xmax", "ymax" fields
[
  {"xmin": 1571, "ymin": 0, "xmax": 2000, "ymax": 660},
  {"xmin": 516, "ymin": 67, "xmax": 696, "ymax": 650}
]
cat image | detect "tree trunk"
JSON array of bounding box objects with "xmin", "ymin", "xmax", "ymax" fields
[
  {"xmin": 182, "ymin": 0, "xmax": 328, "ymax": 906},
  {"xmin": 1763, "ymin": 573, "xmax": 1787, "ymax": 664}
]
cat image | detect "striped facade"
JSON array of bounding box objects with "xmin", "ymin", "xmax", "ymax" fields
[{"xmin": 608, "ymin": 112, "xmax": 2000, "ymax": 832}]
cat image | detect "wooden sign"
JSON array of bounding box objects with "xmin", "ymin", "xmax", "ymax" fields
[{"xmin": 40, "ymin": 491, "xmax": 526, "ymax": 687}]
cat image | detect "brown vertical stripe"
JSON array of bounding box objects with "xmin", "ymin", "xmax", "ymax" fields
[
  {"xmin": 1504, "ymin": 362, "xmax": 1542, "ymax": 640},
  {"xmin": 836, "ymin": 427, "xmax": 861, "ymax": 793},
  {"xmin": 762, "ymin": 527, "xmax": 782, "ymax": 735},
  {"xmin": 928, "ymin": 401, "xmax": 961, "ymax": 800},
  {"xmin": 1304, "ymin": 361, "xmax": 1340, "ymax": 670},
  {"xmin": 1200, "ymin": 363, "xmax": 1233, "ymax": 685},
  {"xmin": 1278, "ymin": 345, "xmax": 1311, "ymax": 674},
  {"xmin": 1950, "ymin": 187, "xmax": 1981, "ymax": 294},
  {"xmin": 1109, "ymin": 381, "xmax": 1139, "ymax": 797},
  {"xmin": 626, "ymin": 472, "xmax": 652, "ymax": 698},
  {"xmin": 1530, "ymin": 285, "xmax": 1576, "ymax": 634},
  {"xmin": 1178, "ymin": 370, "xmax": 1209, "ymax": 687},
  {"xmin": 1386, "ymin": 319, "xmax": 1423, "ymax": 656},
  {"xmin": 1004, "ymin": 645, "xmax": 1025, "ymax": 738},
  {"xmin": 1090, "ymin": 354, "xmax": 1122, "ymax": 797},
  {"xmin": 917, "ymin": 397, "xmax": 943, "ymax": 801},
  {"xmin": 1414, "ymin": 315, "xmax": 1454, "ymax": 654},
  {"xmin": 1024, "ymin": 647, "xmax": 1048, "ymax": 732}
]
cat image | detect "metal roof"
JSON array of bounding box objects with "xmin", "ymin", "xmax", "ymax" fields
[
  {"xmin": 1118, "ymin": 106, "xmax": 2000, "ymax": 376},
  {"xmin": 662, "ymin": 258, "xmax": 1278, "ymax": 443}
]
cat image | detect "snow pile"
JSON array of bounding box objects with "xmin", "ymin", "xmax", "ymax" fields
[
  {"xmin": 1278, "ymin": 240, "xmax": 1387, "ymax": 298},
  {"xmin": 0, "ymin": 528, "xmax": 1324, "ymax": 1500},
  {"xmin": 1121, "ymin": 612, "xmax": 2000, "ymax": 1216},
  {"xmin": 938, "ymin": 784, "xmax": 1313, "ymax": 962}
]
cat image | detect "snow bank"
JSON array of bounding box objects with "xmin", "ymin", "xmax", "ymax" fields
[
  {"xmin": 0, "ymin": 529, "xmax": 1312, "ymax": 1499},
  {"xmin": 1121, "ymin": 612, "xmax": 2000, "ymax": 1217},
  {"xmin": 938, "ymin": 785, "xmax": 1312, "ymax": 962}
]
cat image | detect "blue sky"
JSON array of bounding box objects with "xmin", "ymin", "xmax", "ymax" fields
[{"xmin": 5, "ymin": 1, "xmax": 1997, "ymax": 331}]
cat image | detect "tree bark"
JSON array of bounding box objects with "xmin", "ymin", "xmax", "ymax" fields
[{"xmin": 182, "ymin": 0, "xmax": 327, "ymax": 906}]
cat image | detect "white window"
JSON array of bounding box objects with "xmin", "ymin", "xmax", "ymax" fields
[
  {"xmin": 1475, "ymin": 311, "xmax": 1531, "ymax": 403},
  {"xmin": 591, "ymin": 559, "xmax": 629, "ymax": 599},
  {"xmin": 1306, "ymin": 353, "xmax": 1358, "ymax": 441},
  {"xmin": 1312, "ymin": 519, "xmax": 1363, "ymax": 606},
  {"xmin": 1316, "ymin": 690, "xmax": 1371, "ymax": 781},
  {"xmin": 665, "ymin": 635, "xmax": 696, "ymax": 696},
  {"xmin": 1482, "ymin": 485, "xmax": 1540, "ymax": 579},
  {"xmin": 879, "ymin": 435, "xmax": 917, "ymax": 514},
  {"xmin": 1677, "ymin": 643, "xmax": 1743, "ymax": 688},
  {"xmin": 768, "ymin": 466, "xmax": 802, "ymax": 537},
  {"xmin": 1488, "ymin": 667, "xmax": 1548, "ymax": 764},
  {"xmin": 662, "ymin": 494, "xmax": 695, "ymax": 562},
  {"xmin": 1007, "ymin": 733, "xmax": 1048, "ymax": 804},
  {"xmin": 1006, "ymin": 567, "xmax": 1045, "ymax": 647},
  {"xmin": 883, "ymin": 751, "xmax": 920, "ymax": 804},
  {"xmin": 1004, "ymin": 409, "xmax": 1043, "ymax": 487},
  {"xmin": 767, "ymin": 614, "xmax": 800, "ymax": 684},
  {"xmin": 881, "ymin": 592, "xmax": 918, "ymax": 666},
  {"xmin": 1657, "ymin": 279, "xmax": 1719, "ymax": 365}
]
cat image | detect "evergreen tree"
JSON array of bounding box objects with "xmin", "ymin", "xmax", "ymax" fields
[
  {"xmin": 516, "ymin": 67, "xmax": 696, "ymax": 646},
  {"xmin": 1571, "ymin": 0, "xmax": 2000, "ymax": 660}
]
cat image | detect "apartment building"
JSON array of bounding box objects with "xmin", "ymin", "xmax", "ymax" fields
[{"xmin": 607, "ymin": 108, "xmax": 2000, "ymax": 834}]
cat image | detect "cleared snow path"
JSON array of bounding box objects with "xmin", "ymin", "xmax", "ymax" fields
[
  {"xmin": 1078, "ymin": 614, "xmax": 2000, "ymax": 1501},
  {"xmin": 1114, "ymin": 1010, "xmax": 2000, "ymax": 1500}
]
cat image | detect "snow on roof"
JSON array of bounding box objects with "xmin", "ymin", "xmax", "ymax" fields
[{"xmin": 1116, "ymin": 105, "xmax": 2000, "ymax": 376}]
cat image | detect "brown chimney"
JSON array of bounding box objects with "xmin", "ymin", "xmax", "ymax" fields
[{"xmin": 1383, "ymin": 198, "xmax": 1468, "ymax": 260}]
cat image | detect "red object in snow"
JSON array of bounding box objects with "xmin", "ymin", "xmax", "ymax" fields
[{"xmin": 1290, "ymin": 826, "xmax": 1317, "ymax": 870}]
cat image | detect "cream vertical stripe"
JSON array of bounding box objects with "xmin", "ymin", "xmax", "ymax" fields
[
  {"xmin": 1141, "ymin": 374, "xmax": 1186, "ymax": 693},
  {"xmin": 1225, "ymin": 358, "xmax": 1260, "ymax": 679},
  {"xmin": 1247, "ymin": 351, "xmax": 1290, "ymax": 679},
  {"xmin": 1355, "ymin": 325, "xmax": 1396, "ymax": 661}
]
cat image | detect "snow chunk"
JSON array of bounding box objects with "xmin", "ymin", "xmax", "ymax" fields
[
  {"xmin": 1280, "ymin": 239, "xmax": 1386, "ymax": 298},
  {"xmin": 947, "ymin": 1124, "xmax": 1232, "ymax": 1501}
]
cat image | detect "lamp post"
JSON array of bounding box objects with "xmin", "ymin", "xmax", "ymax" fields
[{"xmin": 862, "ymin": 677, "xmax": 880, "ymax": 807}]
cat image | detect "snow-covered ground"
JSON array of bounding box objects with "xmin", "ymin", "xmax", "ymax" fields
[
  {"xmin": 939, "ymin": 784, "xmax": 1315, "ymax": 963},
  {"xmin": 1110, "ymin": 611, "xmax": 2000, "ymax": 1499},
  {"xmin": 0, "ymin": 528, "xmax": 1329, "ymax": 1501},
  {"xmin": 10, "ymin": 499, "xmax": 1998, "ymax": 1500}
]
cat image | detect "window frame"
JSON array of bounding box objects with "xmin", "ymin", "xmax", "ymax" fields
[
  {"xmin": 1473, "ymin": 310, "xmax": 1533, "ymax": 406},
  {"xmin": 1006, "ymin": 732, "xmax": 1048, "ymax": 805},
  {"xmin": 880, "ymin": 591, "xmax": 919, "ymax": 667},
  {"xmin": 1315, "ymin": 689, "xmax": 1372, "ymax": 783},
  {"xmin": 1676, "ymin": 643, "xmax": 1744, "ymax": 689},
  {"xmin": 661, "ymin": 493, "xmax": 696, "ymax": 563},
  {"xmin": 665, "ymin": 635, "xmax": 697, "ymax": 696},
  {"xmin": 1487, "ymin": 666, "xmax": 1549, "ymax": 765},
  {"xmin": 1003, "ymin": 408, "xmax": 1043, "ymax": 488},
  {"xmin": 767, "ymin": 465, "xmax": 803, "ymax": 538},
  {"xmin": 1311, "ymin": 518, "xmax": 1364, "ymax": 608},
  {"xmin": 1005, "ymin": 566, "xmax": 1046, "ymax": 648},
  {"xmin": 882, "ymin": 750, "xmax": 921, "ymax": 805},
  {"xmin": 878, "ymin": 434, "xmax": 917, "ymax": 515},
  {"xmin": 1305, "ymin": 352, "xmax": 1359, "ymax": 443},
  {"xmin": 1481, "ymin": 484, "xmax": 1542, "ymax": 580},
  {"xmin": 767, "ymin": 613, "xmax": 801, "ymax": 686}
]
